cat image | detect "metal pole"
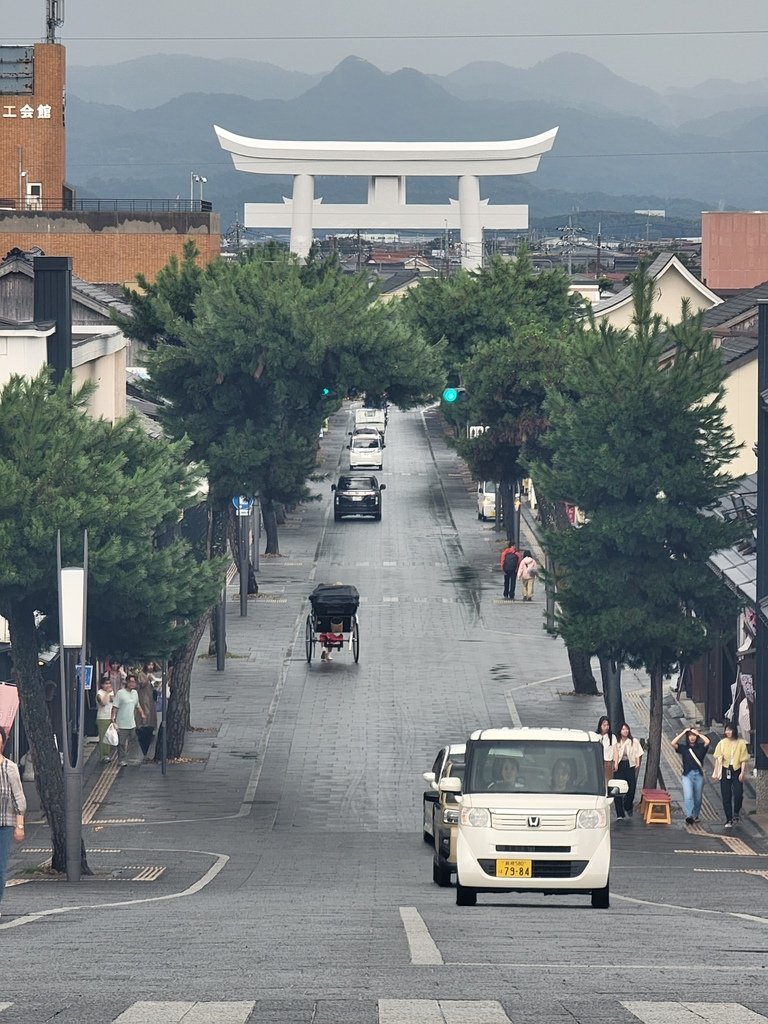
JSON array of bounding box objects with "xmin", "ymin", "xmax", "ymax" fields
[
  {"xmin": 755, "ymin": 302, "xmax": 768, "ymax": 812},
  {"xmin": 254, "ymin": 499, "xmax": 260, "ymax": 574},
  {"xmin": 514, "ymin": 481, "xmax": 522, "ymax": 550},
  {"xmin": 161, "ymin": 658, "xmax": 168, "ymax": 777},
  {"xmin": 239, "ymin": 511, "xmax": 248, "ymax": 617},
  {"xmin": 216, "ymin": 586, "xmax": 226, "ymax": 672},
  {"xmin": 58, "ymin": 531, "xmax": 88, "ymax": 883}
]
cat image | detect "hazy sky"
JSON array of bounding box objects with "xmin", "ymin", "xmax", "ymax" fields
[{"xmin": 4, "ymin": 0, "xmax": 767, "ymax": 88}]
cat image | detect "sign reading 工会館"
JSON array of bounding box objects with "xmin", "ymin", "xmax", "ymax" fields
[
  {"xmin": 1, "ymin": 103, "xmax": 53, "ymax": 121},
  {"xmin": 0, "ymin": 684, "xmax": 19, "ymax": 734}
]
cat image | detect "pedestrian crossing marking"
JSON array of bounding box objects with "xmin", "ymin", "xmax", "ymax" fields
[
  {"xmin": 112, "ymin": 1001, "xmax": 255, "ymax": 1023},
  {"xmin": 399, "ymin": 906, "xmax": 443, "ymax": 965},
  {"xmin": 0, "ymin": 1003, "xmax": 11, "ymax": 1013},
  {"xmin": 379, "ymin": 1001, "xmax": 510, "ymax": 1023},
  {"xmin": 622, "ymin": 1003, "xmax": 768, "ymax": 1023}
]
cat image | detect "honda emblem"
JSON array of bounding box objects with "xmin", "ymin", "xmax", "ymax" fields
[{"xmin": 527, "ymin": 815, "xmax": 541, "ymax": 828}]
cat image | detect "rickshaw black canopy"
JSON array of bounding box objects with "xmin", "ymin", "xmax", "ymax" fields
[{"xmin": 309, "ymin": 584, "xmax": 360, "ymax": 620}]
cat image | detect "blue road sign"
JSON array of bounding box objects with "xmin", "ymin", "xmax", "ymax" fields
[{"xmin": 232, "ymin": 495, "xmax": 254, "ymax": 512}]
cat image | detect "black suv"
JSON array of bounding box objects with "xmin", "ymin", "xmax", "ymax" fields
[{"xmin": 332, "ymin": 475, "xmax": 386, "ymax": 521}]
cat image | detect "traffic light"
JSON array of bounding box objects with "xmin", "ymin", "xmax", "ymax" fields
[
  {"xmin": 442, "ymin": 386, "xmax": 467, "ymax": 404},
  {"xmin": 321, "ymin": 387, "xmax": 331, "ymax": 397}
]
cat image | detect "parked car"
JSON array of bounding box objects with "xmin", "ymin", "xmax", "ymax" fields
[
  {"xmin": 332, "ymin": 475, "xmax": 385, "ymax": 521},
  {"xmin": 422, "ymin": 743, "xmax": 466, "ymax": 850},
  {"xmin": 432, "ymin": 752, "xmax": 466, "ymax": 887},
  {"xmin": 477, "ymin": 480, "xmax": 497, "ymax": 521},
  {"xmin": 440, "ymin": 727, "xmax": 627, "ymax": 908},
  {"xmin": 348, "ymin": 432, "xmax": 384, "ymax": 470}
]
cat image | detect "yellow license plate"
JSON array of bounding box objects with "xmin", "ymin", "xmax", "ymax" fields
[{"xmin": 496, "ymin": 859, "xmax": 532, "ymax": 878}]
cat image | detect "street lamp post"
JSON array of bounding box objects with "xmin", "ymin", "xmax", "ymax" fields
[{"xmin": 56, "ymin": 530, "xmax": 88, "ymax": 882}]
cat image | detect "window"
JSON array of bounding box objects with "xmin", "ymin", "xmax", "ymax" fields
[{"xmin": 465, "ymin": 741, "xmax": 603, "ymax": 796}]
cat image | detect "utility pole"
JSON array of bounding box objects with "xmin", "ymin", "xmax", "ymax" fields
[{"xmin": 755, "ymin": 301, "xmax": 768, "ymax": 812}]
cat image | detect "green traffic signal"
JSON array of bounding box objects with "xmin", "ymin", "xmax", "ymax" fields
[
  {"xmin": 321, "ymin": 387, "xmax": 331, "ymax": 397},
  {"xmin": 442, "ymin": 387, "xmax": 459, "ymax": 403}
]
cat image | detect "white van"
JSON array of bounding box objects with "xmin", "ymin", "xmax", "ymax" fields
[
  {"xmin": 354, "ymin": 408, "xmax": 386, "ymax": 437},
  {"xmin": 440, "ymin": 727, "xmax": 627, "ymax": 908},
  {"xmin": 348, "ymin": 432, "xmax": 384, "ymax": 470},
  {"xmin": 477, "ymin": 480, "xmax": 496, "ymax": 521}
]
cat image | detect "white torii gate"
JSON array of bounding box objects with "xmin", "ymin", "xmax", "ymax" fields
[{"xmin": 215, "ymin": 126, "xmax": 559, "ymax": 270}]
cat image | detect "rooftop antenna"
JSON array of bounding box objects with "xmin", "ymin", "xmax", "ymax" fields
[{"xmin": 46, "ymin": 0, "xmax": 65, "ymax": 43}]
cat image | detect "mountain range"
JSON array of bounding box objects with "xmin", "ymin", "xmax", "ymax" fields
[{"xmin": 66, "ymin": 53, "xmax": 768, "ymax": 235}]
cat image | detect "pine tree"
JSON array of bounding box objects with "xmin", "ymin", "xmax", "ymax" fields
[
  {"xmin": 0, "ymin": 372, "xmax": 221, "ymax": 871},
  {"xmin": 534, "ymin": 272, "xmax": 745, "ymax": 786}
]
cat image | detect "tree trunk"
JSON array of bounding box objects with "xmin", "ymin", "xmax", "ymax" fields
[
  {"xmin": 498, "ymin": 480, "xmax": 514, "ymax": 542},
  {"xmin": 209, "ymin": 500, "xmax": 229, "ymax": 657},
  {"xmin": 599, "ymin": 656, "xmax": 625, "ymax": 729},
  {"xmin": 643, "ymin": 663, "xmax": 664, "ymax": 790},
  {"xmin": 227, "ymin": 507, "xmax": 258, "ymax": 596},
  {"xmin": 262, "ymin": 497, "xmax": 280, "ymax": 555},
  {"xmin": 7, "ymin": 602, "xmax": 83, "ymax": 874},
  {"xmin": 568, "ymin": 648, "xmax": 600, "ymax": 695},
  {"xmin": 165, "ymin": 610, "xmax": 210, "ymax": 760}
]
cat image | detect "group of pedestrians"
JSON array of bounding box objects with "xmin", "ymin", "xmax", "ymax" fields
[
  {"xmin": 596, "ymin": 717, "xmax": 643, "ymax": 818},
  {"xmin": 96, "ymin": 661, "xmax": 161, "ymax": 767},
  {"xmin": 596, "ymin": 714, "xmax": 750, "ymax": 827},
  {"xmin": 671, "ymin": 723, "xmax": 749, "ymax": 828},
  {"xmin": 499, "ymin": 542, "xmax": 538, "ymax": 601}
]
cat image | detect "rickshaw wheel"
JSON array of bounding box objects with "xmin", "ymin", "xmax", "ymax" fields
[
  {"xmin": 352, "ymin": 617, "xmax": 360, "ymax": 663},
  {"xmin": 305, "ymin": 616, "xmax": 314, "ymax": 663}
]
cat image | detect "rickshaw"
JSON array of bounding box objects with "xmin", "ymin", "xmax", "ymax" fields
[{"xmin": 306, "ymin": 583, "xmax": 360, "ymax": 664}]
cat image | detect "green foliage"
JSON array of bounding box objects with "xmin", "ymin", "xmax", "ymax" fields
[
  {"xmin": 112, "ymin": 240, "xmax": 214, "ymax": 349},
  {"xmin": 533, "ymin": 271, "xmax": 745, "ymax": 674},
  {"xmin": 0, "ymin": 372, "xmax": 222, "ymax": 658},
  {"xmin": 138, "ymin": 246, "xmax": 442, "ymax": 508},
  {"xmin": 401, "ymin": 251, "xmax": 580, "ymax": 369}
]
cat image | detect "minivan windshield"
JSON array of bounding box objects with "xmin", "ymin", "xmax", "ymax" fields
[{"xmin": 465, "ymin": 741, "xmax": 603, "ymax": 796}]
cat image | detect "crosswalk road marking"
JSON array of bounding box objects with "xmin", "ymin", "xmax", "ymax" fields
[
  {"xmin": 112, "ymin": 1002, "xmax": 255, "ymax": 1023},
  {"xmin": 0, "ymin": 1005, "xmax": 11, "ymax": 1014},
  {"xmin": 622, "ymin": 1003, "xmax": 768, "ymax": 1023},
  {"xmin": 378, "ymin": 1000, "xmax": 510, "ymax": 1023}
]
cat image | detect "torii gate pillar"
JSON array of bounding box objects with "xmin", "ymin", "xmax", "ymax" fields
[{"xmin": 290, "ymin": 174, "xmax": 315, "ymax": 261}]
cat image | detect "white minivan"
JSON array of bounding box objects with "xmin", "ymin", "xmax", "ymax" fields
[
  {"xmin": 440, "ymin": 727, "xmax": 627, "ymax": 908},
  {"xmin": 348, "ymin": 432, "xmax": 384, "ymax": 470}
]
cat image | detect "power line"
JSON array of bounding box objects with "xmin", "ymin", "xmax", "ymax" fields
[
  {"xmin": 67, "ymin": 148, "xmax": 768, "ymax": 169},
  {"xmin": 60, "ymin": 29, "xmax": 768, "ymax": 42}
]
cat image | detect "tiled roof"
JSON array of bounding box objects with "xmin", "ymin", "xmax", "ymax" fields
[
  {"xmin": 701, "ymin": 280, "xmax": 768, "ymax": 330},
  {"xmin": 718, "ymin": 333, "xmax": 758, "ymax": 366},
  {"xmin": 590, "ymin": 253, "xmax": 674, "ymax": 313},
  {"xmin": 709, "ymin": 473, "xmax": 758, "ymax": 605},
  {"xmin": 0, "ymin": 248, "xmax": 131, "ymax": 316},
  {"xmin": 377, "ymin": 270, "xmax": 420, "ymax": 294}
]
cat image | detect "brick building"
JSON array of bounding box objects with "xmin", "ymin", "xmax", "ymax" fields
[{"xmin": 0, "ymin": 42, "xmax": 220, "ymax": 286}]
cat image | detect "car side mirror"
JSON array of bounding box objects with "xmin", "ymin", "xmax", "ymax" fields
[
  {"xmin": 608, "ymin": 779, "xmax": 629, "ymax": 796},
  {"xmin": 347, "ymin": 444, "xmax": 351, "ymax": 449},
  {"xmin": 348, "ymin": 432, "xmax": 353, "ymax": 436},
  {"xmin": 439, "ymin": 777, "xmax": 462, "ymax": 794},
  {"xmin": 331, "ymin": 484, "xmax": 336, "ymax": 491},
  {"xmin": 380, "ymin": 483, "xmax": 386, "ymax": 491},
  {"xmin": 422, "ymin": 771, "xmax": 435, "ymax": 784}
]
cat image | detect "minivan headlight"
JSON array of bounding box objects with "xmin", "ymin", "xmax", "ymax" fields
[
  {"xmin": 460, "ymin": 807, "xmax": 490, "ymax": 828},
  {"xmin": 577, "ymin": 809, "xmax": 607, "ymax": 829}
]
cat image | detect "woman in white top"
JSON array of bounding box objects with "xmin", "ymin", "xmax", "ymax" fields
[
  {"xmin": 595, "ymin": 716, "xmax": 617, "ymax": 787},
  {"xmin": 96, "ymin": 674, "xmax": 115, "ymax": 763},
  {"xmin": 612, "ymin": 723, "xmax": 643, "ymax": 819}
]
